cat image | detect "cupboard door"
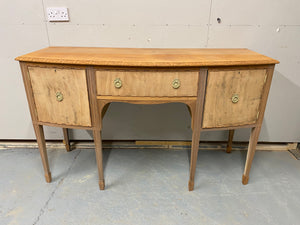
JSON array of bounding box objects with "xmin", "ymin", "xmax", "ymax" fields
[
  {"xmin": 202, "ymin": 69, "xmax": 267, "ymax": 128},
  {"xmin": 28, "ymin": 67, "xmax": 91, "ymax": 126}
]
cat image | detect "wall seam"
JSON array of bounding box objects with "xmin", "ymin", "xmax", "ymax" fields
[
  {"xmin": 41, "ymin": 0, "xmax": 51, "ymax": 46},
  {"xmin": 205, "ymin": 0, "xmax": 213, "ymax": 47}
]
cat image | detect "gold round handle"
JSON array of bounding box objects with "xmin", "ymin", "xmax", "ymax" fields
[
  {"xmin": 114, "ymin": 78, "xmax": 122, "ymax": 89},
  {"xmin": 232, "ymin": 94, "xmax": 239, "ymax": 103},
  {"xmin": 56, "ymin": 92, "xmax": 64, "ymax": 102},
  {"xmin": 172, "ymin": 79, "xmax": 181, "ymax": 89}
]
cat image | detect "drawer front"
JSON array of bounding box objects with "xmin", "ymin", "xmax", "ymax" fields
[
  {"xmin": 28, "ymin": 67, "xmax": 91, "ymax": 126},
  {"xmin": 202, "ymin": 69, "xmax": 267, "ymax": 128},
  {"xmin": 96, "ymin": 69, "xmax": 199, "ymax": 97}
]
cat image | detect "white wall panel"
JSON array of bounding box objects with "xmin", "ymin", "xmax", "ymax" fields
[
  {"xmin": 0, "ymin": 24, "xmax": 49, "ymax": 139},
  {"xmin": 210, "ymin": 0, "xmax": 300, "ymax": 26},
  {"xmin": 47, "ymin": 24, "xmax": 208, "ymax": 48},
  {"xmin": 0, "ymin": 0, "xmax": 299, "ymax": 142},
  {"xmin": 0, "ymin": 0, "xmax": 45, "ymax": 24},
  {"xmin": 0, "ymin": 0, "xmax": 48, "ymax": 139},
  {"xmin": 44, "ymin": 0, "xmax": 211, "ymax": 25}
]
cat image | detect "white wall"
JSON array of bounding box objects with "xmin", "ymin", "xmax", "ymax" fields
[{"xmin": 1, "ymin": 0, "xmax": 299, "ymax": 142}]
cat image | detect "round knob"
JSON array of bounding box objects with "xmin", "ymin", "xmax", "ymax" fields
[
  {"xmin": 56, "ymin": 92, "xmax": 63, "ymax": 102},
  {"xmin": 231, "ymin": 94, "xmax": 239, "ymax": 103},
  {"xmin": 172, "ymin": 79, "xmax": 181, "ymax": 89},
  {"xmin": 114, "ymin": 78, "xmax": 122, "ymax": 89}
]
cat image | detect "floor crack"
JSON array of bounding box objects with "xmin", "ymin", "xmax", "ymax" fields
[{"xmin": 32, "ymin": 150, "xmax": 81, "ymax": 225}]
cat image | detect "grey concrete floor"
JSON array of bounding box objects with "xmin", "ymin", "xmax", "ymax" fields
[{"xmin": 0, "ymin": 148, "xmax": 300, "ymax": 225}]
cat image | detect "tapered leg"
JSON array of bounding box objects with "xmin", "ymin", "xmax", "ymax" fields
[
  {"xmin": 188, "ymin": 103, "xmax": 202, "ymax": 191},
  {"xmin": 188, "ymin": 69, "xmax": 207, "ymax": 191},
  {"xmin": 93, "ymin": 129, "xmax": 105, "ymax": 190},
  {"xmin": 62, "ymin": 128, "xmax": 71, "ymax": 152},
  {"xmin": 226, "ymin": 130, "xmax": 235, "ymax": 153},
  {"xmin": 188, "ymin": 129, "xmax": 201, "ymax": 191},
  {"xmin": 242, "ymin": 126, "xmax": 261, "ymax": 185},
  {"xmin": 33, "ymin": 124, "xmax": 51, "ymax": 182}
]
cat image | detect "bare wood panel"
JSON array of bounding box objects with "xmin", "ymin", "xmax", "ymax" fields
[
  {"xmin": 202, "ymin": 124, "xmax": 256, "ymax": 131},
  {"xmin": 202, "ymin": 69, "xmax": 267, "ymax": 128},
  {"xmin": 97, "ymin": 96, "xmax": 197, "ymax": 103},
  {"xmin": 96, "ymin": 70, "xmax": 198, "ymax": 96},
  {"xmin": 28, "ymin": 67, "xmax": 91, "ymax": 126},
  {"xmin": 15, "ymin": 47, "xmax": 279, "ymax": 67},
  {"xmin": 20, "ymin": 62, "xmax": 38, "ymax": 122},
  {"xmin": 35, "ymin": 121, "xmax": 93, "ymax": 130}
]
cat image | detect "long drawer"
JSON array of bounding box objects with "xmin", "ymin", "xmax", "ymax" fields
[{"xmin": 95, "ymin": 69, "xmax": 199, "ymax": 97}]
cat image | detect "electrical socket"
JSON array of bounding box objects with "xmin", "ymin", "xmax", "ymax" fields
[{"xmin": 47, "ymin": 7, "xmax": 69, "ymax": 22}]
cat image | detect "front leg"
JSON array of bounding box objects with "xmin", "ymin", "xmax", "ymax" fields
[
  {"xmin": 188, "ymin": 68, "xmax": 207, "ymax": 191},
  {"xmin": 93, "ymin": 99, "xmax": 108, "ymax": 190},
  {"xmin": 93, "ymin": 129, "xmax": 105, "ymax": 190},
  {"xmin": 33, "ymin": 124, "xmax": 51, "ymax": 182},
  {"xmin": 188, "ymin": 128, "xmax": 201, "ymax": 191},
  {"xmin": 242, "ymin": 126, "xmax": 261, "ymax": 184}
]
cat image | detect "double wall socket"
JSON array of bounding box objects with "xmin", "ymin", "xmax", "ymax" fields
[{"xmin": 47, "ymin": 7, "xmax": 69, "ymax": 22}]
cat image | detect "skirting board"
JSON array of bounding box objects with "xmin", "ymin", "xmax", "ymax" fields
[
  {"xmin": 288, "ymin": 143, "xmax": 300, "ymax": 160},
  {"xmin": 0, "ymin": 140, "xmax": 297, "ymax": 151}
]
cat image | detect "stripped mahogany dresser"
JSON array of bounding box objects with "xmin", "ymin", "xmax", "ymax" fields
[{"xmin": 16, "ymin": 47, "xmax": 279, "ymax": 191}]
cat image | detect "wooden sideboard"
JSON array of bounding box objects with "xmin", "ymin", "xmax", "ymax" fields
[{"xmin": 16, "ymin": 47, "xmax": 279, "ymax": 191}]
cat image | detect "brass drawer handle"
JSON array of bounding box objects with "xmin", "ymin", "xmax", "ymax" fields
[
  {"xmin": 56, "ymin": 92, "xmax": 64, "ymax": 102},
  {"xmin": 114, "ymin": 78, "xmax": 122, "ymax": 89},
  {"xmin": 232, "ymin": 94, "xmax": 239, "ymax": 103},
  {"xmin": 172, "ymin": 79, "xmax": 181, "ymax": 89}
]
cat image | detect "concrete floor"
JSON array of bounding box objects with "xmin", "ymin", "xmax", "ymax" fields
[{"xmin": 0, "ymin": 148, "xmax": 300, "ymax": 225}]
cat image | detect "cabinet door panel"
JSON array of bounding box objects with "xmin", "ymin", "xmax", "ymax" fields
[
  {"xmin": 28, "ymin": 67, "xmax": 91, "ymax": 126},
  {"xmin": 202, "ymin": 69, "xmax": 267, "ymax": 128}
]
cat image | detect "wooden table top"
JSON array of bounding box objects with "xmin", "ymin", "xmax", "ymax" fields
[{"xmin": 16, "ymin": 47, "xmax": 279, "ymax": 67}]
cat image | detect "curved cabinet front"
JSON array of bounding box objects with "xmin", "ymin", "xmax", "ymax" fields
[
  {"xmin": 28, "ymin": 67, "xmax": 92, "ymax": 127},
  {"xmin": 202, "ymin": 69, "xmax": 267, "ymax": 128}
]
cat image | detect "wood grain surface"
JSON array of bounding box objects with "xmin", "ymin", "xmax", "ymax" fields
[
  {"xmin": 188, "ymin": 69, "xmax": 207, "ymax": 191},
  {"xmin": 16, "ymin": 47, "xmax": 279, "ymax": 67},
  {"xmin": 202, "ymin": 69, "xmax": 267, "ymax": 128},
  {"xmin": 18, "ymin": 48, "xmax": 278, "ymax": 190},
  {"xmin": 28, "ymin": 67, "xmax": 92, "ymax": 126},
  {"xmin": 242, "ymin": 65, "xmax": 275, "ymax": 185},
  {"xmin": 96, "ymin": 69, "xmax": 199, "ymax": 96},
  {"xmin": 97, "ymin": 96, "xmax": 197, "ymax": 104}
]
